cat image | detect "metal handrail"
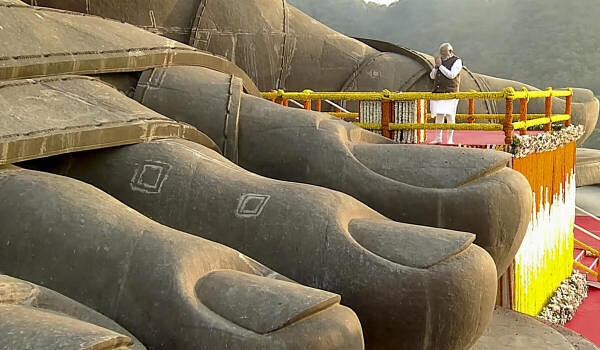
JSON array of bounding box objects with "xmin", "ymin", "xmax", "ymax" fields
[
  {"xmin": 574, "ymin": 205, "xmax": 600, "ymax": 278},
  {"xmin": 264, "ymin": 87, "xmax": 573, "ymax": 144},
  {"xmin": 324, "ymin": 99, "xmax": 350, "ymax": 113},
  {"xmin": 575, "ymin": 224, "xmax": 600, "ymax": 241},
  {"xmin": 576, "ymin": 205, "xmax": 600, "ymax": 224},
  {"xmin": 287, "ymin": 99, "xmax": 305, "ymax": 108},
  {"xmin": 262, "ymin": 87, "xmax": 573, "ymax": 101}
]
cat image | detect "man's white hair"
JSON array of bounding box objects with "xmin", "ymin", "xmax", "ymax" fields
[{"xmin": 439, "ymin": 42, "xmax": 453, "ymax": 52}]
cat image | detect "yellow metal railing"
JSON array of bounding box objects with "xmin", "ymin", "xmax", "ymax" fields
[
  {"xmin": 263, "ymin": 87, "xmax": 574, "ymax": 144},
  {"xmin": 574, "ymin": 206, "xmax": 600, "ymax": 279},
  {"xmin": 262, "ymin": 88, "xmax": 574, "ymax": 101},
  {"xmin": 574, "ymin": 238, "xmax": 599, "ymax": 277}
]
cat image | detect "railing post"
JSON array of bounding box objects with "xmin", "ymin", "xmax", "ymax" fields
[
  {"xmin": 382, "ymin": 99, "xmax": 392, "ymax": 139},
  {"xmin": 544, "ymin": 87, "xmax": 553, "ymax": 132},
  {"xmin": 468, "ymin": 90, "xmax": 475, "ymax": 123},
  {"xmin": 415, "ymin": 99, "xmax": 422, "ymax": 142},
  {"xmin": 315, "ymin": 99, "xmax": 322, "ymax": 112},
  {"xmin": 302, "ymin": 89, "xmax": 312, "ymax": 110},
  {"xmin": 276, "ymin": 89, "xmax": 285, "ymax": 105},
  {"xmin": 598, "ymin": 242, "xmax": 600, "ymax": 280},
  {"xmin": 519, "ymin": 89, "xmax": 528, "ymax": 135},
  {"xmin": 268, "ymin": 89, "xmax": 276, "ymax": 103},
  {"xmin": 421, "ymin": 99, "xmax": 427, "ymax": 142},
  {"xmin": 565, "ymin": 88, "xmax": 572, "ymax": 127},
  {"xmin": 597, "ymin": 244, "xmax": 600, "ymax": 280},
  {"xmin": 303, "ymin": 99, "xmax": 311, "ymax": 110},
  {"xmin": 503, "ymin": 88, "xmax": 515, "ymax": 144}
]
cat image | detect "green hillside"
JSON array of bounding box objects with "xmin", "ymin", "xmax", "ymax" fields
[{"xmin": 289, "ymin": 0, "xmax": 599, "ymax": 94}]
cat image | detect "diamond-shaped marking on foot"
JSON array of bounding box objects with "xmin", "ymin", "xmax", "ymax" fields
[
  {"xmin": 130, "ymin": 160, "xmax": 172, "ymax": 194},
  {"xmin": 236, "ymin": 193, "xmax": 270, "ymax": 218}
]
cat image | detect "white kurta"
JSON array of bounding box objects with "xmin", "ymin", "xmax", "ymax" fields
[
  {"xmin": 430, "ymin": 99, "xmax": 459, "ymax": 115},
  {"xmin": 429, "ymin": 57, "xmax": 463, "ymax": 116}
]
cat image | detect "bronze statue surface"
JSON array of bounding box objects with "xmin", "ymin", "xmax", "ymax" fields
[{"xmin": 28, "ymin": 0, "xmax": 598, "ymax": 143}]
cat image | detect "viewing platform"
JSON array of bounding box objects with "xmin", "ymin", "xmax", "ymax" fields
[
  {"xmin": 263, "ymin": 87, "xmax": 592, "ymax": 322},
  {"xmin": 262, "ymin": 87, "xmax": 574, "ymax": 147}
]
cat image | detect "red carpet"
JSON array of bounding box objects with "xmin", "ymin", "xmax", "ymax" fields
[
  {"xmin": 424, "ymin": 130, "xmax": 544, "ymax": 146},
  {"xmin": 566, "ymin": 288, "xmax": 600, "ymax": 346},
  {"xmin": 566, "ymin": 216, "xmax": 600, "ymax": 346}
]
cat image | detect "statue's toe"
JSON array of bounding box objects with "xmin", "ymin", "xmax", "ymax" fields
[
  {"xmin": 348, "ymin": 218, "xmax": 474, "ymax": 268},
  {"xmin": 341, "ymin": 218, "xmax": 497, "ymax": 349}
]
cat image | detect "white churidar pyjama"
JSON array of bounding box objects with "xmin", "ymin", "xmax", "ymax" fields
[{"xmin": 430, "ymin": 99, "xmax": 458, "ymax": 142}]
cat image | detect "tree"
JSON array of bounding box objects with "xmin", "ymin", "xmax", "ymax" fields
[{"xmin": 288, "ymin": 0, "xmax": 600, "ymax": 95}]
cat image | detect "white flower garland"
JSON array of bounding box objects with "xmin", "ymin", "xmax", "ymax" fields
[
  {"xmin": 537, "ymin": 271, "xmax": 588, "ymax": 325},
  {"xmin": 511, "ymin": 125, "xmax": 584, "ymax": 158}
]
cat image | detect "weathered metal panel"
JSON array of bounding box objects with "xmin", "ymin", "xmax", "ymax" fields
[
  {"xmin": 0, "ymin": 75, "xmax": 217, "ymax": 165},
  {"xmin": 0, "ymin": 2, "xmax": 259, "ymax": 94}
]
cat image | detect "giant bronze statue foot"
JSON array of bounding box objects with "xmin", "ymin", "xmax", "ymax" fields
[
  {"xmin": 28, "ymin": 0, "xmax": 599, "ymax": 144},
  {"xmin": 129, "ymin": 65, "xmax": 531, "ymax": 277},
  {"xmin": 0, "ymin": 275, "xmax": 146, "ymax": 350},
  {"xmin": 0, "ymin": 0, "xmax": 559, "ymax": 276},
  {"xmin": 0, "ymin": 166, "xmax": 364, "ymax": 350},
  {"xmin": 26, "ymin": 137, "xmax": 498, "ymax": 350}
]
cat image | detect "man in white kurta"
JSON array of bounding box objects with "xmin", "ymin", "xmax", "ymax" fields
[{"xmin": 429, "ymin": 43, "xmax": 463, "ymax": 144}]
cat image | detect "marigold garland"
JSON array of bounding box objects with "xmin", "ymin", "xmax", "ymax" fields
[
  {"xmin": 261, "ymin": 88, "xmax": 572, "ymax": 102},
  {"xmin": 510, "ymin": 138, "xmax": 577, "ymax": 316}
]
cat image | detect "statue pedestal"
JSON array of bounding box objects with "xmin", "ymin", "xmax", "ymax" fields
[{"xmin": 436, "ymin": 131, "xmax": 578, "ymax": 317}]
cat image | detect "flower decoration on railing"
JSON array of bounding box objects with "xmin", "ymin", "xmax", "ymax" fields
[{"xmin": 511, "ymin": 125, "xmax": 584, "ymax": 158}]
